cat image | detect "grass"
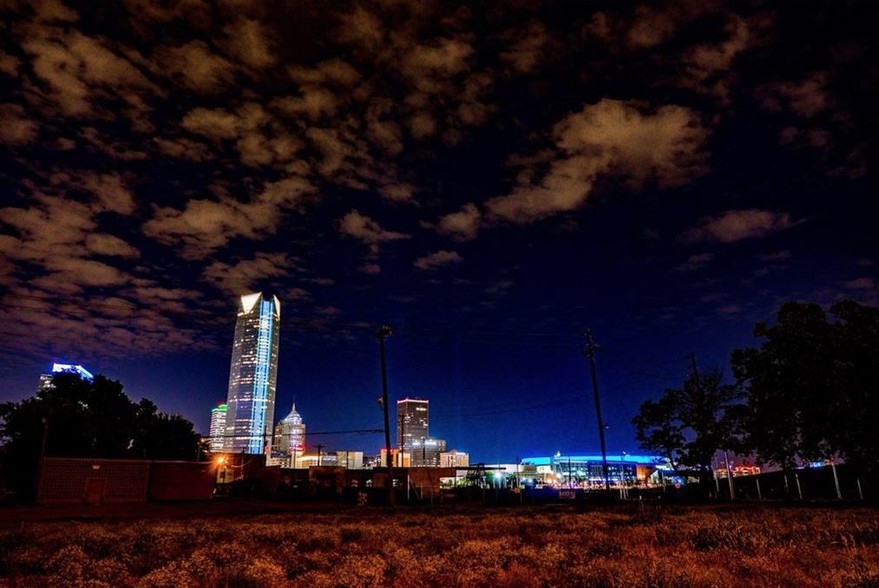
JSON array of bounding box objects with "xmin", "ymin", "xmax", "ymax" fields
[{"xmin": 1, "ymin": 503, "xmax": 878, "ymax": 586}]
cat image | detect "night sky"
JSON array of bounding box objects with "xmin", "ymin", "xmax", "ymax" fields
[{"xmin": 1, "ymin": 0, "xmax": 877, "ymax": 463}]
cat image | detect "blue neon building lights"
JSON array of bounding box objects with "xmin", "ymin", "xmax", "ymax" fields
[{"xmin": 224, "ymin": 293, "xmax": 281, "ymax": 454}]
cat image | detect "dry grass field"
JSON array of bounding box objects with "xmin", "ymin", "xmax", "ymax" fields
[{"xmin": 1, "ymin": 503, "xmax": 878, "ymax": 587}]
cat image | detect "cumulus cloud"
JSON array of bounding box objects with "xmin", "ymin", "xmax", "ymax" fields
[
  {"xmin": 674, "ymin": 253, "xmax": 715, "ymax": 272},
  {"xmin": 144, "ymin": 175, "xmax": 315, "ymax": 259},
  {"xmin": 0, "ymin": 104, "xmax": 39, "ymax": 146},
  {"xmin": 77, "ymin": 172, "xmax": 137, "ymax": 215},
  {"xmin": 85, "ymin": 234, "xmax": 140, "ymax": 258},
  {"xmin": 757, "ymin": 72, "xmax": 829, "ymax": 118},
  {"xmin": 220, "ymin": 18, "xmax": 277, "ymax": 69},
  {"xmin": 181, "ymin": 107, "xmax": 246, "ymax": 141},
  {"xmin": 203, "ymin": 252, "xmax": 297, "ymax": 296},
  {"xmin": 434, "ymin": 203, "xmax": 482, "ymax": 241},
  {"xmin": 156, "ymin": 41, "xmax": 237, "ymax": 94},
  {"xmin": 680, "ymin": 14, "xmax": 753, "ymax": 103},
  {"xmin": 22, "ymin": 30, "xmax": 161, "ymax": 118},
  {"xmin": 500, "ymin": 21, "xmax": 549, "ymax": 74},
  {"xmin": 684, "ymin": 209, "xmax": 797, "ymax": 243},
  {"xmin": 414, "ymin": 250, "xmax": 463, "ymax": 271},
  {"xmin": 487, "ymin": 99, "xmax": 709, "ymax": 224},
  {"xmin": 338, "ymin": 210, "xmax": 410, "ymax": 252}
]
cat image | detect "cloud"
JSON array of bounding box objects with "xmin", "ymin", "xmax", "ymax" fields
[
  {"xmin": 756, "ymin": 250, "xmax": 792, "ymax": 262},
  {"xmin": 122, "ymin": 0, "xmax": 214, "ymax": 37},
  {"xmin": 273, "ymin": 88, "xmax": 339, "ymax": 120},
  {"xmin": 379, "ymin": 183, "xmax": 415, "ymax": 202},
  {"xmin": 434, "ymin": 203, "xmax": 481, "ymax": 241},
  {"xmin": 338, "ymin": 210, "xmax": 410, "ymax": 253},
  {"xmin": 674, "ymin": 253, "xmax": 714, "ymax": 272},
  {"xmin": 487, "ymin": 99, "xmax": 709, "ymax": 224},
  {"xmin": 414, "ymin": 250, "xmax": 463, "ymax": 271},
  {"xmin": 680, "ymin": 14, "xmax": 753, "ymax": 104},
  {"xmin": 684, "ymin": 209, "xmax": 796, "ymax": 243},
  {"xmin": 500, "ymin": 21, "xmax": 549, "ymax": 74},
  {"xmin": 181, "ymin": 107, "xmax": 245, "ymax": 141},
  {"xmin": 402, "ymin": 37, "xmax": 473, "ymax": 82},
  {"xmin": 22, "ymin": 30, "xmax": 161, "ymax": 118},
  {"xmin": 39, "ymin": 258, "xmax": 130, "ymax": 287},
  {"xmin": 757, "ymin": 72, "xmax": 829, "ymax": 118},
  {"xmin": 155, "ymin": 41, "xmax": 237, "ymax": 94},
  {"xmin": 220, "ymin": 18, "xmax": 277, "ymax": 69},
  {"xmin": 85, "ymin": 234, "xmax": 140, "ymax": 258},
  {"xmin": 144, "ymin": 175, "xmax": 315, "ymax": 259},
  {"xmin": 77, "ymin": 172, "xmax": 137, "ymax": 215},
  {"xmin": 0, "ymin": 104, "xmax": 39, "ymax": 146},
  {"xmin": 359, "ymin": 262, "xmax": 382, "ymax": 275},
  {"xmin": 153, "ymin": 137, "xmax": 213, "ymax": 161},
  {"xmin": 843, "ymin": 277, "xmax": 876, "ymax": 291},
  {"xmin": 203, "ymin": 253, "xmax": 297, "ymax": 296}
]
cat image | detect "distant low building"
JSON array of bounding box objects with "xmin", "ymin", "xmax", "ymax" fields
[{"xmin": 440, "ymin": 449, "xmax": 470, "ymax": 468}]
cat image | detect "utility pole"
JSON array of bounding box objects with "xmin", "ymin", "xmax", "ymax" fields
[
  {"xmin": 377, "ymin": 325, "xmax": 395, "ymax": 506},
  {"xmin": 314, "ymin": 444, "xmax": 324, "ymax": 467},
  {"xmin": 584, "ymin": 329, "xmax": 610, "ymax": 491}
]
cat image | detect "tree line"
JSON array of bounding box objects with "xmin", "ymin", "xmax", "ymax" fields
[
  {"xmin": 633, "ymin": 300, "xmax": 879, "ymax": 485},
  {"xmin": 0, "ymin": 373, "xmax": 200, "ymax": 499}
]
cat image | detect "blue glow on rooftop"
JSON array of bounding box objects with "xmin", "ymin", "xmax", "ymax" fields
[
  {"xmin": 51, "ymin": 363, "xmax": 94, "ymax": 381},
  {"xmin": 521, "ymin": 454, "xmax": 666, "ymax": 466}
]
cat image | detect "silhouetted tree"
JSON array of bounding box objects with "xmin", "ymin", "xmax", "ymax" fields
[
  {"xmin": 131, "ymin": 399, "xmax": 200, "ymax": 460},
  {"xmin": 633, "ymin": 367, "xmax": 741, "ymax": 484},
  {"xmin": 732, "ymin": 300, "xmax": 879, "ymax": 475},
  {"xmin": 0, "ymin": 373, "xmax": 200, "ymax": 499}
]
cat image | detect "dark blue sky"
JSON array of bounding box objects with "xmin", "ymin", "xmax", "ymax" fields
[{"xmin": 1, "ymin": 0, "xmax": 877, "ymax": 462}]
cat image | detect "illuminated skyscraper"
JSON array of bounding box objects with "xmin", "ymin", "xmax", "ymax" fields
[
  {"xmin": 38, "ymin": 363, "xmax": 94, "ymax": 391},
  {"xmin": 224, "ymin": 292, "xmax": 281, "ymax": 454},
  {"xmin": 397, "ymin": 397, "xmax": 429, "ymax": 451},
  {"xmin": 274, "ymin": 404, "xmax": 305, "ymax": 456},
  {"xmin": 209, "ymin": 403, "xmax": 227, "ymax": 452}
]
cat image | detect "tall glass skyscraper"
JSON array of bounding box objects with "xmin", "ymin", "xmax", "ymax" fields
[{"xmin": 224, "ymin": 292, "xmax": 281, "ymax": 454}]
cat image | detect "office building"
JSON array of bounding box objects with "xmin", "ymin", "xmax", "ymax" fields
[
  {"xmin": 274, "ymin": 404, "xmax": 305, "ymax": 456},
  {"xmin": 397, "ymin": 397, "xmax": 429, "ymax": 451},
  {"xmin": 38, "ymin": 363, "xmax": 94, "ymax": 391},
  {"xmin": 209, "ymin": 403, "xmax": 227, "ymax": 452},
  {"xmin": 224, "ymin": 292, "xmax": 281, "ymax": 454},
  {"xmin": 440, "ymin": 449, "xmax": 470, "ymax": 468},
  {"xmin": 411, "ymin": 437, "xmax": 446, "ymax": 467}
]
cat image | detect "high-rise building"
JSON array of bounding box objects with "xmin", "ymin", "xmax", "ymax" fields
[
  {"xmin": 38, "ymin": 363, "xmax": 94, "ymax": 391},
  {"xmin": 397, "ymin": 397, "xmax": 429, "ymax": 451},
  {"xmin": 209, "ymin": 403, "xmax": 227, "ymax": 452},
  {"xmin": 274, "ymin": 404, "xmax": 305, "ymax": 456},
  {"xmin": 224, "ymin": 292, "xmax": 281, "ymax": 454}
]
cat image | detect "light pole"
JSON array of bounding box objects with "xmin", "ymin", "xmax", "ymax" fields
[
  {"xmin": 584, "ymin": 330, "xmax": 610, "ymax": 491},
  {"xmin": 376, "ymin": 325, "xmax": 395, "ymax": 506}
]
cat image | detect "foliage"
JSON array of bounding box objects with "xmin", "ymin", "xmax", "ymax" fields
[
  {"xmin": 1, "ymin": 506, "xmax": 878, "ymax": 587},
  {"xmin": 0, "ymin": 373, "xmax": 200, "ymax": 498},
  {"xmin": 731, "ymin": 300, "xmax": 879, "ymax": 473},
  {"xmin": 632, "ymin": 366, "xmax": 740, "ymax": 477}
]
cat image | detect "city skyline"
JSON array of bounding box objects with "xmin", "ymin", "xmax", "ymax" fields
[{"xmin": 1, "ymin": 1, "xmax": 877, "ymax": 463}]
